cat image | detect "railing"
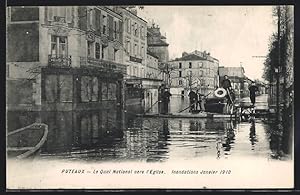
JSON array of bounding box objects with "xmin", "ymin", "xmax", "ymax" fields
[
  {"xmin": 53, "ymin": 16, "xmax": 66, "ymax": 23},
  {"xmin": 80, "ymin": 57, "xmax": 127, "ymax": 74},
  {"xmin": 48, "ymin": 55, "xmax": 72, "ymax": 67}
]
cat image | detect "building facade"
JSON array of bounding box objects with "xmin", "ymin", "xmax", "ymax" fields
[
  {"xmin": 115, "ymin": 7, "xmax": 147, "ymax": 78},
  {"xmin": 7, "ymin": 6, "xmax": 127, "ymax": 113},
  {"xmin": 169, "ymin": 50, "xmax": 219, "ymax": 97}
]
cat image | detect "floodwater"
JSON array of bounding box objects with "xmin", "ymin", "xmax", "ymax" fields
[{"xmin": 7, "ymin": 110, "xmax": 293, "ymax": 162}]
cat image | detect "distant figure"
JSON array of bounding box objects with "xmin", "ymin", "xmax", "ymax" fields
[
  {"xmin": 188, "ymin": 90, "xmax": 197, "ymax": 112},
  {"xmin": 221, "ymin": 75, "xmax": 234, "ymax": 104},
  {"xmin": 248, "ymin": 82, "xmax": 259, "ymax": 106},
  {"xmin": 196, "ymin": 90, "xmax": 205, "ymax": 112},
  {"xmin": 199, "ymin": 94, "xmax": 206, "ymax": 112},
  {"xmin": 162, "ymin": 88, "xmax": 172, "ymax": 114}
]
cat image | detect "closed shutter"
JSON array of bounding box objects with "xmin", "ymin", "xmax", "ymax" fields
[
  {"xmin": 87, "ymin": 9, "xmax": 91, "ymax": 29},
  {"xmin": 108, "ymin": 15, "xmax": 113, "ymax": 41},
  {"xmin": 95, "ymin": 9, "xmax": 101, "ymax": 35},
  {"xmin": 48, "ymin": 6, "xmax": 54, "ymax": 21},
  {"xmin": 118, "ymin": 20, "xmax": 123, "ymax": 43},
  {"xmin": 92, "ymin": 9, "xmax": 96, "ymax": 30},
  {"xmin": 78, "ymin": 7, "xmax": 87, "ymax": 31},
  {"xmin": 66, "ymin": 7, "xmax": 72, "ymax": 23}
]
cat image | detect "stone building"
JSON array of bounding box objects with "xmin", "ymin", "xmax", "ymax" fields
[
  {"xmin": 6, "ymin": 6, "xmax": 127, "ymax": 116},
  {"xmin": 147, "ymin": 25, "xmax": 169, "ymax": 63},
  {"xmin": 168, "ymin": 50, "xmax": 219, "ymax": 97}
]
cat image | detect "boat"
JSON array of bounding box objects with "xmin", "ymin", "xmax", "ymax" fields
[
  {"xmin": 7, "ymin": 123, "xmax": 48, "ymax": 159},
  {"xmin": 138, "ymin": 112, "xmax": 234, "ymax": 118}
]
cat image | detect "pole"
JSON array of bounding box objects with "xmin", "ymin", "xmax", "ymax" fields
[{"xmin": 276, "ymin": 6, "xmax": 281, "ymax": 123}]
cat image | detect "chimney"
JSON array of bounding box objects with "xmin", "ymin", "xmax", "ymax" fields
[{"xmin": 182, "ymin": 52, "xmax": 188, "ymax": 57}]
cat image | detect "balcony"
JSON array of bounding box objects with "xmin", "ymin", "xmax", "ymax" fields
[
  {"xmin": 48, "ymin": 55, "xmax": 72, "ymax": 67},
  {"xmin": 80, "ymin": 57, "xmax": 127, "ymax": 74},
  {"xmin": 53, "ymin": 16, "xmax": 66, "ymax": 23}
]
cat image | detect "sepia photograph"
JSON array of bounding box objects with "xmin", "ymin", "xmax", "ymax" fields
[{"xmin": 6, "ymin": 5, "xmax": 294, "ymax": 190}]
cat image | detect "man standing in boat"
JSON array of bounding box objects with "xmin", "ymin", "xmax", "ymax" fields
[
  {"xmin": 188, "ymin": 89, "xmax": 197, "ymax": 112},
  {"xmin": 161, "ymin": 88, "xmax": 172, "ymax": 114},
  {"xmin": 221, "ymin": 75, "xmax": 233, "ymax": 104}
]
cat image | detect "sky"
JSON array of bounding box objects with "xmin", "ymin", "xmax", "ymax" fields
[{"xmin": 138, "ymin": 6, "xmax": 277, "ymax": 81}]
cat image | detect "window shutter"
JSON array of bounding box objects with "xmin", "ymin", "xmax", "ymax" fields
[
  {"xmin": 92, "ymin": 9, "xmax": 96, "ymax": 30},
  {"xmin": 118, "ymin": 20, "xmax": 123, "ymax": 43},
  {"xmin": 48, "ymin": 6, "xmax": 54, "ymax": 21},
  {"xmin": 87, "ymin": 9, "xmax": 91, "ymax": 29},
  {"xmin": 66, "ymin": 7, "xmax": 72, "ymax": 23},
  {"xmin": 108, "ymin": 15, "xmax": 113, "ymax": 41},
  {"xmin": 95, "ymin": 9, "xmax": 101, "ymax": 34}
]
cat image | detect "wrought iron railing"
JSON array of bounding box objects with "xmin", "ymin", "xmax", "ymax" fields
[
  {"xmin": 53, "ymin": 16, "xmax": 66, "ymax": 23},
  {"xmin": 80, "ymin": 57, "xmax": 127, "ymax": 74},
  {"xmin": 48, "ymin": 55, "xmax": 72, "ymax": 67}
]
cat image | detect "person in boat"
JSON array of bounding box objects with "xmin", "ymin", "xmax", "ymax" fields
[
  {"xmin": 248, "ymin": 81, "xmax": 259, "ymax": 106},
  {"xmin": 188, "ymin": 89, "xmax": 197, "ymax": 112},
  {"xmin": 221, "ymin": 75, "xmax": 233, "ymax": 104},
  {"xmin": 162, "ymin": 88, "xmax": 172, "ymax": 114}
]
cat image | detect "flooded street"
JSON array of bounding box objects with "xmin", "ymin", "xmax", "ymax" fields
[{"xmin": 7, "ymin": 111, "xmax": 292, "ymax": 162}]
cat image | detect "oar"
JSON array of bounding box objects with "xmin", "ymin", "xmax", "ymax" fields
[
  {"xmin": 226, "ymin": 88, "xmax": 234, "ymax": 104},
  {"xmin": 144, "ymin": 100, "xmax": 160, "ymax": 114},
  {"xmin": 178, "ymin": 102, "xmax": 196, "ymax": 113}
]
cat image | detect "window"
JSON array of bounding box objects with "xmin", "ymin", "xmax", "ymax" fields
[
  {"xmin": 113, "ymin": 49, "xmax": 118, "ymax": 61},
  {"xmin": 141, "ymin": 46, "xmax": 144, "ymax": 58},
  {"xmin": 95, "ymin": 42, "xmax": 100, "ymax": 59},
  {"xmin": 134, "ymin": 44, "xmax": 137, "ymax": 56},
  {"xmin": 89, "ymin": 9, "xmax": 95, "ymax": 29},
  {"xmin": 125, "ymin": 18, "xmax": 129, "ymax": 32},
  {"xmin": 102, "ymin": 82, "xmax": 108, "ymax": 100},
  {"xmin": 101, "ymin": 45, "xmax": 107, "ymax": 59},
  {"xmin": 45, "ymin": 74, "xmax": 73, "ymax": 102},
  {"xmin": 199, "ymin": 70, "xmax": 203, "ymax": 76},
  {"xmin": 189, "ymin": 62, "xmax": 192, "ymax": 68},
  {"xmin": 127, "ymin": 19, "xmax": 131, "ymax": 33},
  {"xmin": 198, "ymin": 62, "xmax": 203, "ymax": 67},
  {"xmin": 179, "ymin": 71, "xmax": 182, "ymax": 77},
  {"xmin": 179, "ymin": 62, "xmax": 182, "ymax": 69},
  {"xmin": 47, "ymin": 6, "xmax": 72, "ymax": 23},
  {"xmin": 59, "ymin": 75, "xmax": 73, "ymax": 102},
  {"xmin": 81, "ymin": 76, "xmax": 99, "ymax": 102},
  {"xmin": 134, "ymin": 23, "xmax": 138, "ymax": 36},
  {"xmin": 126, "ymin": 40, "xmax": 130, "ymax": 54},
  {"xmin": 141, "ymin": 26, "xmax": 145, "ymax": 39},
  {"xmin": 179, "ymin": 80, "xmax": 183, "ymax": 85},
  {"xmin": 102, "ymin": 15, "xmax": 107, "ymax": 34},
  {"xmin": 113, "ymin": 21, "xmax": 117, "ymax": 39},
  {"xmin": 50, "ymin": 35, "xmax": 68, "ymax": 57},
  {"xmin": 87, "ymin": 41, "xmax": 94, "ymax": 58}
]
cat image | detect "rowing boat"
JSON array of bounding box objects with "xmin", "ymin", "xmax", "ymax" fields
[{"xmin": 7, "ymin": 123, "xmax": 48, "ymax": 159}]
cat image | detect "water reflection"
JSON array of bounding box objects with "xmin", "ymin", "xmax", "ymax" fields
[
  {"xmin": 249, "ymin": 118, "xmax": 258, "ymax": 150},
  {"xmin": 6, "ymin": 111, "xmax": 292, "ymax": 161}
]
